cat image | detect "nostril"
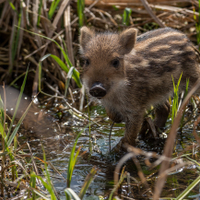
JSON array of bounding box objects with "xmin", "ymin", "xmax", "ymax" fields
[
  {"xmin": 90, "ymin": 88, "xmax": 106, "ymax": 97},
  {"xmin": 89, "ymin": 82, "xmax": 107, "ymax": 98}
]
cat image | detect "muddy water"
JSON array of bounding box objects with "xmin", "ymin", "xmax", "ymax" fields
[{"xmin": 14, "ymin": 93, "xmax": 200, "ymax": 199}]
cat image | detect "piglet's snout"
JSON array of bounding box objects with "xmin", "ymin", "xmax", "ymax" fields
[{"xmin": 89, "ymin": 82, "xmax": 106, "ymax": 99}]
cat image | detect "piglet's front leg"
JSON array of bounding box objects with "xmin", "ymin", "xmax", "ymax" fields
[
  {"xmin": 113, "ymin": 111, "xmax": 144, "ymax": 151},
  {"xmin": 105, "ymin": 107, "xmax": 124, "ymax": 123}
]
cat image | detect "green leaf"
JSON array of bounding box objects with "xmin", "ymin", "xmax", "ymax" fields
[
  {"xmin": 18, "ymin": 27, "xmax": 82, "ymax": 88},
  {"xmin": 176, "ymin": 175, "xmax": 200, "ymax": 200},
  {"xmin": 65, "ymin": 188, "xmax": 81, "ymax": 200},
  {"xmin": 40, "ymin": 54, "xmax": 82, "ymax": 88},
  {"xmin": 65, "ymin": 66, "xmax": 75, "ymax": 96},
  {"xmin": 79, "ymin": 167, "xmax": 97, "ymax": 199},
  {"xmin": 7, "ymin": 99, "xmax": 32, "ymax": 147},
  {"xmin": 9, "ymin": 2, "xmax": 16, "ymax": 11},
  {"xmin": 67, "ymin": 131, "xmax": 82, "ymax": 187},
  {"xmin": 31, "ymin": 174, "xmax": 57, "ymax": 200},
  {"xmin": 123, "ymin": 8, "xmax": 132, "ymax": 26},
  {"xmin": 48, "ymin": 0, "xmax": 62, "ymax": 20},
  {"xmin": 7, "ymin": 67, "xmax": 29, "ymax": 141},
  {"xmin": 77, "ymin": 0, "xmax": 85, "ymax": 27}
]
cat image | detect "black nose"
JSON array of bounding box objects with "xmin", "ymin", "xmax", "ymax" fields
[{"xmin": 89, "ymin": 82, "xmax": 107, "ymax": 98}]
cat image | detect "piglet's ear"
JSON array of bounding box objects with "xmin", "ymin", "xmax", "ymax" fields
[
  {"xmin": 119, "ymin": 28, "xmax": 138, "ymax": 55},
  {"xmin": 80, "ymin": 26, "xmax": 94, "ymax": 51}
]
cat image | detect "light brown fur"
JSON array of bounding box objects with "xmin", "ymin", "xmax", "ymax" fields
[{"xmin": 80, "ymin": 27, "xmax": 200, "ymax": 148}]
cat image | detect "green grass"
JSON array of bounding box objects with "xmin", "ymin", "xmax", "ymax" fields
[
  {"xmin": 48, "ymin": 0, "xmax": 62, "ymax": 20},
  {"xmin": 180, "ymin": 78, "xmax": 189, "ymax": 129},
  {"xmin": 37, "ymin": 0, "xmax": 43, "ymax": 25},
  {"xmin": 77, "ymin": 0, "xmax": 85, "ymax": 27},
  {"xmin": 122, "ymin": 8, "xmax": 132, "ymax": 26},
  {"xmin": 175, "ymin": 160, "xmax": 200, "ymax": 200},
  {"xmin": 67, "ymin": 132, "xmax": 82, "ymax": 188},
  {"xmin": 40, "ymin": 53, "xmax": 82, "ymax": 88},
  {"xmin": 18, "ymin": 27, "xmax": 82, "ymax": 96},
  {"xmin": 171, "ymin": 73, "xmax": 182, "ymax": 124},
  {"xmin": 1, "ymin": 68, "xmax": 30, "ymax": 149},
  {"xmin": 30, "ymin": 148, "xmax": 57, "ymax": 200},
  {"xmin": 8, "ymin": 1, "xmax": 16, "ymax": 11},
  {"xmin": 0, "ymin": 69, "xmax": 31, "ymax": 194},
  {"xmin": 171, "ymin": 74, "xmax": 190, "ymax": 129},
  {"xmin": 66, "ymin": 123, "xmax": 97, "ymax": 200},
  {"xmin": 0, "ymin": 96, "xmax": 96, "ymax": 199},
  {"xmin": 9, "ymin": 1, "xmax": 22, "ymax": 75}
]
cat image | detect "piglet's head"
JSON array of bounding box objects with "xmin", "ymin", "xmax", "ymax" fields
[{"xmin": 80, "ymin": 27, "xmax": 137, "ymax": 99}]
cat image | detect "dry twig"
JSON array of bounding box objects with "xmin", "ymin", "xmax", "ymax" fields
[{"xmin": 153, "ymin": 79, "xmax": 200, "ymax": 199}]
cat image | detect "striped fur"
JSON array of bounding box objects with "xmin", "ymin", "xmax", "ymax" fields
[{"xmin": 80, "ymin": 27, "xmax": 200, "ymax": 148}]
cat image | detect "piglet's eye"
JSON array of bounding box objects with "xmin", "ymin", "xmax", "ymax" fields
[
  {"xmin": 111, "ymin": 58, "xmax": 120, "ymax": 68},
  {"xmin": 84, "ymin": 59, "xmax": 90, "ymax": 67}
]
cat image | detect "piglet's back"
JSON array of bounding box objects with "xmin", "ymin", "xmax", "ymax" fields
[{"xmin": 125, "ymin": 28, "xmax": 200, "ymax": 106}]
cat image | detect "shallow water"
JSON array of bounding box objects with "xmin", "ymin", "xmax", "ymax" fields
[{"xmin": 14, "ymin": 93, "xmax": 200, "ymax": 199}]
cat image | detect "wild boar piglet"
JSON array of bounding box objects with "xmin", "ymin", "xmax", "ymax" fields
[{"xmin": 80, "ymin": 26, "xmax": 200, "ymax": 149}]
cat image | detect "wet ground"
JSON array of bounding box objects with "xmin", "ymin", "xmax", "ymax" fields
[
  {"xmin": 5, "ymin": 87, "xmax": 200, "ymax": 199},
  {"xmin": 18, "ymin": 102, "xmax": 125, "ymax": 199}
]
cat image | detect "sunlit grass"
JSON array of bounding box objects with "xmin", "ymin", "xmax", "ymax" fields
[
  {"xmin": 39, "ymin": 53, "xmax": 82, "ymax": 88},
  {"xmin": 18, "ymin": 27, "xmax": 82, "ymax": 96},
  {"xmin": 122, "ymin": 8, "xmax": 132, "ymax": 26},
  {"xmin": 171, "ymin": 73, "xmax": 182, "ymax": 124},
  {"xmin": 67, "ymin": 132, "xmax": 82, "ymax": 189},
  {"xmin": 48, "ymin": 0, "xmax": 62, "ymax": 20}
]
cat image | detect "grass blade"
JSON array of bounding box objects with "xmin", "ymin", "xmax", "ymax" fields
[
  {"xmin": 48, "ymin": 0, "xmax": 62, "ymax": 20},
  {"xmin": 30, "ymin": 147, "xmax": 57, "ymax": 200},
  {"xmin": 10, "ymin": 1, "xmax": 22, "ymax": 74},
  {"xmin": 176, "ymin": 175, "xmax": 200, "ymax": 200},
  {"xmin": 30, "ymin": 172, "xmax": 36, "ymax": 200},
  {"xmin": 19, "ymin": 27, "xmax": 82, "ymax": 88},
  {"xmin": 37, "ymin": 0, "xmax": 43, "ymax": 25},
  {"xmin": 40, "ymin": 54, "xmax": 82, "ymax": 88},
  {"xmin": 67, "ymin": 132, "xmax": 82, "ymax": 188},
  {"xmin": 65, "ymin": 188, "xmax": 81, "ymax": 200},
  {"xmin": 122, "ymin": 8, "xmax": 132, "ymax": 26},
  {"xmin": 77, "ymin": 0, "xmax": 85, "ymax": 27},
  {"xmin": 9, "ymin": 2, "xmax": 16, "ymax": 11},
  {"xmin": 65, "ymin": 66, "xmax": 75, "ymax": 96},
  {"xmin": 67, "ymin": 123, "xmax": 94, "ymax": 188},
  {"xmin": 171, "ymin": 73, "xmax": 182, "ymax": 123},
  {"xmin": 31, "ymin": 173, "xmax": 57, "ymax": 200},
  {"xmin": 79, "ymin": 167, "xmax": 97, "ymax": 199},
  {"xmin": 7, "ymin": 98, "xmax": 32, "ymax": 147},
  {"xmin": 7, "ymin": 66, "xmax": 29, "ymax": 140}
]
